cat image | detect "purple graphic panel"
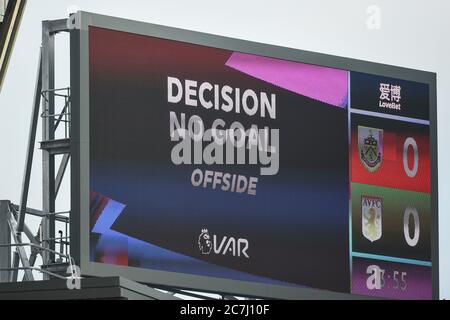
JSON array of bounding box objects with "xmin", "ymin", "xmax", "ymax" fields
[
  {"xmin": 226, "ymin": 52, "xmax": 348, "ymax": 108},
  {"xmin": 352, "ymin": 257, "xmax": 432, "ymax": 300}
]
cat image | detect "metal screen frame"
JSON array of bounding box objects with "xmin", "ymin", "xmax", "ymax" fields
[{"xmin": 69, "ymin": 11, "xmax": 439, "ymax": 300}]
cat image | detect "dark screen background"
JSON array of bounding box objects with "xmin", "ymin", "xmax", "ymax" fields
[{"xmin": 89, "ymin": 26, "xmax": 350, "ymax": 292}]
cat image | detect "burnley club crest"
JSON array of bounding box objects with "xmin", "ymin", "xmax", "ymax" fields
[
  {"xmin": 358, "ymin": 126, "xmax": 383, "ymax": 173},
  {"xmin": 362, "ymin": 195, "xmax": 383, "ymax": 242}
]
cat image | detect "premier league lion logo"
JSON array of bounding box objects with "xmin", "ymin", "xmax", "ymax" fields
[
  {"xmin": 358, "ymin": 126, "xmax": 383, "ymax": 173},
  {"xmin": 198, "ymin": 229, "xmax": 212, "ymax": 255}
]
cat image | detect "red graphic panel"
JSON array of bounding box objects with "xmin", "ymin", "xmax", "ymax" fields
[{"xmin": 351, "ymin": 128, "xmax": 430, "ymax": 193}]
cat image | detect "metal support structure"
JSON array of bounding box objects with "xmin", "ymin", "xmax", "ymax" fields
[
  {"xmin": 17, "ymin": 49, "xmax": 42, "ymax": 234},
  {"xmin": 10, "ymin": 204, "xmax": 69, "ymax": 223},
  {"xmin": 0, "ymin": 200, "xmax": 11, "ymax": 282},
  {"xmin": 0, "ymin": 18, "xmax": 72, "ymax": 284},
  {"xmin": 0, "ymin": 202, "xmax": 71, "ymax": 282},
  {"xmin": 39, "ymin": 19, "xmax": 71, "ymax": 271},
  {"xmin": 0, "ymin": 15, "xmax": 243, "ymax": 300},
  {"xmin": 55, "ymin": 154, "xmax": 70, "ymax": 196},
  {"xmin": 40, "ymin": 138, "xmax": 70, "ymax": 155},
  {"xmin": 10, "ymin": 251, "xmax": 18, "ymax": 282},
  {"xmin": 41, "ymin": 20, "xmax": 57, "ymax": 269},
  {"xmin": 7, "ymin": 213, "xmax": 33, "ymax": 281}
]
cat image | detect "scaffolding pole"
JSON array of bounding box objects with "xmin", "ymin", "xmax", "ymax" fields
[{"xmin": 0, "ymin": 200, "xmax": 11, "ymax": 282}]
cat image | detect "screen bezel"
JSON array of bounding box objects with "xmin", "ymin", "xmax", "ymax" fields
[{"xmin": 69, "ymin": 11, "xmax": 439, "ymax": 300}]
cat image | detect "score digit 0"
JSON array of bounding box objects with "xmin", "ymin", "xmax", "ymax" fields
[
  {"xmin": 404, "ymin": 207, "xmax": 420, "ymax": 247},
  {"xmin": 403, "ymin": 137, "xmax": 419, "ymax": 178},
  {"xmin": 401, "ymin": 137, "xmax": 422, "ymax": 247}
]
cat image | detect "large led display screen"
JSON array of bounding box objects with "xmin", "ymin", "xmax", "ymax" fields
[{"xmin": 72, "ymin": 13, "xmax": 437, "ymax": 299}]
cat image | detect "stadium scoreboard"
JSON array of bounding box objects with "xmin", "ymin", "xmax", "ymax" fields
[{"xmin": 70, "ymin": 12, "xmax": 438, "ymax": 300}]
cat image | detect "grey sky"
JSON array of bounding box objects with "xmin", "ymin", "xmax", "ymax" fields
[{"xmin": 0, "ymin": 0, "xmax": 448, "ymax": 298}]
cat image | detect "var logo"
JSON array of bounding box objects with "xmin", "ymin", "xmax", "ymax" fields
[{"xmin": 198, "ymin": 229, "xmax": 249, "ymax": 258}]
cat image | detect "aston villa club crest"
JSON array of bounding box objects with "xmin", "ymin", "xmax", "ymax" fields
[
  {"xmin": 358, "ymin": 126, "xmax": 383, "ymax": 173},
  {"xmin": 361, "ymin": 195, "xmax": 383, "ymax": 242}
]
